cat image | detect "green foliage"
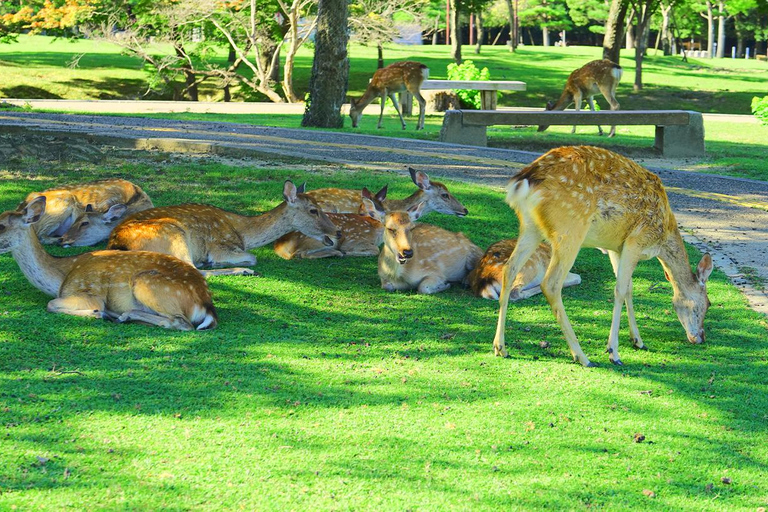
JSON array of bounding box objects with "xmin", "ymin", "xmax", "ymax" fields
[
  {"xmin": 751, "ymin": 96, "xmax": 768, "ymax": 125},
  {"xmin": 446, "ymin": 60, "xmax": 493, "ymax": 109}
]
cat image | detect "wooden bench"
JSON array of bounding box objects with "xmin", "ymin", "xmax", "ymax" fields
[
  {"xmin": 439, "ymin": 109, "xmax": 706, "ymax": 158},
  {"xmin": 399, "ymin": 79, "xmax": 526, "ymax": 114}
]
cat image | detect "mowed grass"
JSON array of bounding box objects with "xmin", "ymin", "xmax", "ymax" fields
[{"xmin": 1, "ymin": 155, "xmax": 767, "ymax": 510}]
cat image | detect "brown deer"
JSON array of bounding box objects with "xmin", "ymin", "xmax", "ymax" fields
[
  {"xmin": 538, "ymin": 59, "xmax": 623, "ymax": 137},
  {"xmin": 19, "ymin": 179, "xmax": 153, "ymax": 244},
  {"xmin": 106, "ymin": 181, "xmax": 339, "ymax": 277},
  {"xmin": 466, "ymin": 239, "xmax": 581, "ymax": 300},
  {"xmin": 349, "ymin": 61, "xmax": 429, "ymax": 130},
  {"xmin": 60, "ymin": 193, "xmax": 153, "ymax": 247},
  {"xmin": 363, "ymin": 201, "xmax": 483, "ymax": 294},
  {"xmin": 492, "ymin": 146, "xmax": 713, "ymax": 367},
  {"xmin": 0, "ymin": 197, "xmax": 217, "ymax": 330}
]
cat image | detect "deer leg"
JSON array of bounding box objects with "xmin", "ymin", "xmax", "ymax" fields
[
  {"xmin": 599, "ymin": 85, "xmax": 620, "ymax": 137},
  {"xmin": 116, "ymin": 310, "xmax": 194, "ymax": 331},
  {"xmin": 414, "ymin": 91, "xmax": 426, "ymax": 130},
  {"xmin": 201, "ymin": 246, "xmax": 257, "ymax": 276},
  {"xmin": 390, "ymin": 93, "xmax": 407, "ymax": 130},
  {"xmin": 417, "ymin": 276, "xmax": 450, "ymax": 295},
  {"xmin": 605, "ymin": 250, "xmax": 641, "ymax": 365},
  {"xmin": 125, "ymin": 273, "xmax": 196, "ymax": 330},
  {"xmin": 571, "ymin": 93, "xmax": 583, "ymax": 134},
  {"xmin": 47, "ymin": 294, "xmax": 107, "ymax": 319},
  {"xmin": 587, "ymin": 96, "xmax": 604, "ymax": 136},
  {"xmin": 607, "ymin": 251, "xmax": 644, "ymax": 351},
  {"xmin": 377, "ymin": 90, "xmax": 387, "ymax": 129},
  {"xmin": 298, "ymin": 247, "xmax": 345, "ymax": 259},
  {"xmin": 492, "ymin": 227, "xmax": 544, "ymax": 358}
]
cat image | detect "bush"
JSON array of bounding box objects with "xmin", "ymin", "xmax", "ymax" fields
[
  {"xmin": 446, "ymin": 60, "xmax": 496, "ymax": 109},
  {"xmin": 752, "ymin": 96, "xmax": 768, "ymax": 125}
]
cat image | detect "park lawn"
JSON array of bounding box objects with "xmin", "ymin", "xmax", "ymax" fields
[
  {"xmin": 1, "ymin": 154, "xmax": 767, "ymax": 510},
  {"xmin": 2, "ymin": 35, "xmax": 768, "ymax": 113}
]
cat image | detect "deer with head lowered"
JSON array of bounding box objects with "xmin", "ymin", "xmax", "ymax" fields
[
  {"xmin": 538, "ymin": 59, "xmax": 622, "ymax": 137},
  {"xmin": 349, "ymin": 61, "xmax": 429, "ymax": 130},
  {"xmin": 466, "ymin": 239, "xmax": 581, "ymax": 300},
  {"xmin": 275, "ymin": 169, "xmax": 468, "ymax": 260},
  {"xmin": 493, "ymin": 146, "xmax": 713, "ymax": 367},
  {"xmin": 107, "ymin": 181, "xmax": 339, "ymax": 276},
  {"xmin": 363, "ymin": 200, "xmax": 482, "ymax": 294},
  {"xmin": 19, "ymin": 179, "xmax": 153, "ymax": 244},
  {"xmin": 0, "ymin": 197, "xmax": 217, "ymax": 330}
]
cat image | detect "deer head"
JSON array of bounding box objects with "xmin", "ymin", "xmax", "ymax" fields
[
  {"xmin": 60, "ymin": 203, "xmax": 128, "ymax": 247},
  {"xmin": 283, "ymin": 181, "xmax": 340, "ymax": 246},
  {"xmin": 349, "ymin": 98, "xmax": 362, "ymax": 128},
  {"xmin": 364, "ymin": 200, "xmax": 425, "ymax": 264},
  {"xmin": 0, "ymin": 196, "xmax": 46, "ymax": 252},
  {"xmin": 408, "ymin": 167, "xmax": 468, "ymax": 217},
  {"xmin": 669, "ymin": 254, "xmax": 714, "ymax": 344}
]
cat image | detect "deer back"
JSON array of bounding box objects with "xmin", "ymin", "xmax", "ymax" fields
[{"xmin": 274, "ymin": 213, "xmax": 382, "ymax": 259}]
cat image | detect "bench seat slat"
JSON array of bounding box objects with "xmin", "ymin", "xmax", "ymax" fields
[
  {"xmin": 459, "ymin": 110, "xmax": 692, "ymax": 126},
  {"xmin": 421, "ymin": 80, "xmax": 527, "ymax": 91}
]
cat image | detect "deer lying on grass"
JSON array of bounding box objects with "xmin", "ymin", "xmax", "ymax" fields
[
  {"xmin": 0, "ymin": 197, "xmax": 217, "ymax": 330},
  {"xmin": 349, "ymin": 61, "xmax": 429, "ymax": 130},
  {"xmin": 538, "ymin": 59, "xmax": 622, "ymax": 137},
  {"xmin": 364, "ymin": 200, "xmax": 482, "ymax": 294},
  {"xmin": 275, "ymin": 169, "xmax": 468, "ymax": 260},
  {"xmin": 466, "ymin": 239, "xmax": 581, "ymax": 300},
  {"xmin": 107, "ymin": 181, "xmax": 339, "ymax": 276},
  {"xmin": 493, "ymin": 146, "xmax": 713, "ymax": 367},
  {"xmin": 19, "ymin": 179, "xmax": 153, "ymax": 244}
]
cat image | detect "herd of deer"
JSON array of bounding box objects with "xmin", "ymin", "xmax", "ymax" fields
[{"xmin": 0, "ymin": 142, "xmax": 713, "ymax": 366}]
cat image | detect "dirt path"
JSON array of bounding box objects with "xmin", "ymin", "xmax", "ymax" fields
[{"xmin": 1, "ymin": 111, "xmax": 766, "ymax": 315}]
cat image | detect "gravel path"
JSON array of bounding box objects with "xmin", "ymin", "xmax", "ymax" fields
[{"xmin": 1, "ymin": 111, "xmax": 766, "ymax": 314}]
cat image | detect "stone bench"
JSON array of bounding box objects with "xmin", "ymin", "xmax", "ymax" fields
[
  {"xmin": 399, "ymin": 80, "xmax": 526, "ymax": 114},
  {"xmin": 439, "ymin": 109, "xmax": 706, "ymax": 158}
]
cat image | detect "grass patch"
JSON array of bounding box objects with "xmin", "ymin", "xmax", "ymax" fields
[{"xmin": 1, "ymin": 153, "xmax": 767, "ymax": 509}]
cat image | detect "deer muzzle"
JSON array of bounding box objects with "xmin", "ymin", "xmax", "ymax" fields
[{"xmin": 397, "ymin": 249, "xmax": 413, "ymax": 264}]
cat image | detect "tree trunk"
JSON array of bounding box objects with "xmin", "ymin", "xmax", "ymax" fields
[
  {"xmin": 174, "ymin": 43, "xmax": 198, "ymax": 101},
  {"xmin": 702, "ymin": 1, "xmax": 714, "ymax": 57},
  {"xmin": 224, "ymin": 46, "xmax": 236, "ymax": 102},
  {"xmin": 432, "ymin": 16, "xmax": 439, "ymax": 45},
  {"xmin": 660, "ymin": 4, "xmax": 672, "ymax": 55},
  {"xmin": 634, "ymin": 3, "xmax": 658, "ymax": 91},
  {"xmin": 542, "ymin": 26, "xmax": 550, "ymax": 46},
  {"xmin": 377, "ymin": 43, "xmax": 384, "ymax": 68},
  {"xmin": 450, "ymin": 0, "xmax": 462, "ymax": 63},
  {"xmin": 625, "ymin": 9, "xmax": 636, "ymax": 50},
  {"xmin": 603, "ymin": 0, "xmax": 629, "ymax": 62},
  {"xmin": 735, "ymin": 14, "xmax": 745, "ymax": 57},
  {"xmin": 504, "ymin": 0, "xmax": 517, "ymax": 52},
  {"xmin": 474, "ymin": 11, "xmax": 483, "ymax": 54},
  {"xmin": 301, "ymin": 0, "xmax": 349, "ymax": 128},
  {"xmin": 716, "ymin": 0, "xmax": 726, "ymax": 58}
]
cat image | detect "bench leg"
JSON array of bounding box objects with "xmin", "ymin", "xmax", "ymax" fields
[
  {"xmin": 440, "ymin": 111, "xmax": 487, "ymax": 146},
  {"xmin": 654, "ymin": 113, "xmax": 705, "ymax": 157},
  {"xmin": 480, "ymin": 90, "xmax": 497, "ymax": 110}
]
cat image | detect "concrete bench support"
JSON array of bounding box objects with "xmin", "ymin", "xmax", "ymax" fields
[
  {"xmin": 654, "ymin": 112, "xmax": 704, "ymax": 158},
  {"xmin": 440, "ymin": 111, "xmax": 487, "ymax": 146}
]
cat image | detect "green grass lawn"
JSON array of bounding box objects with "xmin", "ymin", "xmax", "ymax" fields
[{"xmin": 1, "ymin": 154, "xmax": 767, "ymax": 510}]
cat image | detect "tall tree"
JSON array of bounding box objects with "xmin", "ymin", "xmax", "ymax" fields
[
  {"xmin": 450, "ymin": 0, "xmax": 463, "ymax": 62},
  {"xmin": 603, "ymin": 0, "xmax": 630, "ymax": 62},
  {"xmin": 518, "ymin": 0, "xmax": 571, "ymax": 46},
  {"xmin": 630, "ymin": 0, "xmax": 661, "ymax": 90},
  {"xmin": 301, "ymin": 0, "xmax": 349, "ymax": 127}
]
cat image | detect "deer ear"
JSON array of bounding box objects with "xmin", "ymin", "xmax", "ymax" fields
[
  {"xmin": 85, "ymin": 204, "xmax": 94, "ymax": 212},
  {"xmin": 297, "ymin": 182, "xmax": 307, "ymax": 194},
  {"xmin": 21, "ymin": 196, "xmax": 46, "ymax": 225},
  {"xmin": 696, "ymin": 253, "xmax": 714, "ymax": 284},
  {"xmin": 407, "ymin": 201, "xmax": 425, "ymax": 221},
  {"xmin": 361, "ymin": 187, "xmax": 372, "ymax": 200},
  {"xmin": 103, "ymin": 203, "xmax": 128, "ymax": 223},
  {"xmin": 283, "ymin": 180, "xmax": 298, "ymax": 204},
  {"xmin": 411, "ymin": 168, "xmax": 430, "ymax": 190},
  {"xmin": 375, "ymin": 184, "xmax": 388, "ymax": 201},
  {"xmin": 664, "ymin": 270, "xmax": 671, "ymax": 282},
  {"xmin": 360, "ymin": 198, "xmax": 383, "ymax": 222}
]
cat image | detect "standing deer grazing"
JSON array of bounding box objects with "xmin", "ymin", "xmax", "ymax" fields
[
  {"xmin": 0, "ymin": 197, "xmax": 217, "ymax": 330},
  {"xmin": 19, "ymin": 179, "xmax": 153, "ymax": 244},
  {"xmin": 538, "ymin": 59, "xmax": 623, "ymax": 137},
  {"xmin": 363, "ymin": 200, "xmax": 482, "ymax": 294},
  {"xmin": 106, "ymin": 181, "xmax": 339, "ymax": 276},
  {"xmin": 466, "ymin": 239, "xmax": 581, "ymax": 300},
  {"xmin": 349, "ymin": 61, "xmax": 429, "ymax": 130},
  {"xmin": 493, "ymin": 146, "xmax": 713, "ymax": 367}
]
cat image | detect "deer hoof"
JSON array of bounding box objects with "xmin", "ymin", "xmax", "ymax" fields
[
  {"xmin": 493, "ymin": 346, "xmax": 509, "ymax": 358},
  {"xmin": 610, "ymin": 358, "xmax": 624, "ymax": 366},
  {"xmin": 583, "ymin": 360, "xmax": 599, "ymax": 368}
]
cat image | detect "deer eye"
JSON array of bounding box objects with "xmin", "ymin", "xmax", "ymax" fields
[
  {"xmin": 310, "ymin": 208, "xmax": 319, "ymax": 215},
  {"xmin": 0, "ymin": 224, "xmax": 5, "ymax": 232},
  {"xmin": 388, "ymin": 228, "xmax": 396, "ymax": 235},
  {"xmin": 81, "ymin": 221, "xmax": 89, "ymax": 227},
  {"xmin": 441, "ymin": 193, "xmax": 449, "ymax": 198}
]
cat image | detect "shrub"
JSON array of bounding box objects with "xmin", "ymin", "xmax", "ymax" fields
[
  {"xmin": 446, "ymin": 60, "xmax": 496, "ymax": 109},
  {"xmin": 752, "ymin": 96, "xmax": 768, "ymax": 125}
]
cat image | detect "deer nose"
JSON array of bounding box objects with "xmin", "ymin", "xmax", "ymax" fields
[
  {"xmin": 402, "ymin": 249, "xmax": 413, "ymax": 259},
  {"xmin": 688, "ymin": 330, "xmax": 705, "ymax": 344},
  {"xmin": 336, "ymin": 230, "xmax": 342, "ymax": 239}
]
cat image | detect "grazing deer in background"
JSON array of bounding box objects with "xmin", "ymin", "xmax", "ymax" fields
[
  {"xmin": 307, "ymin": 168, "xmax": 468, "ymax": 217},
  {"xmin": 107, "ymin": 181, "xmax": 339, "ymax": 277},
  {"xmin": 538, "ymin": 59, "xmax": 622, "ymax": 137},
  {"xmin": 0, "ymin": 197, "xmax": 217, "ymax": 330},
  {"xmin": 349, "ymin": 61, "xmax": 429, "ymax": 130},
  {"xmin": 19, "ymin": 179, "xmax": 153, "ymax": 244},
  {"xmin": 493, "ymin": 146, "xmax": 713, "ymax": 367},
  {"xmin": 364, "ymin": 200, "xmax": 483, "ymax": 294},
  {"xmin": 466, "ymin": 239, "xmax": 581, "ymax": 300}
]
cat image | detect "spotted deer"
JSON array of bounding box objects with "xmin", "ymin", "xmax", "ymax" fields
[
  {"xmin": 363, "ymin": 200, "xmax": 483, "ymax": 294},
  {"xmin": 466, "ymin": 239, "xmax": 581, "ymax": 300},
  {"xmin": 19, "ymin": 179, "xmax": 153, "ymax": 244},
  {"xmin": 538, "ymin": 59, "xmax": 623, "ymax": 137},
  {"xmin": 493, "ymin": 146, "xmax": 713, "ymax": 367},
  {"xmin": 0, "ymin": 197, "xmax": 217, "ymax": 330},
  {"xmin": 349, "ymin": 61, "xmax": 429, "ymax": 130},
  {"xmin": 106, "ymin": 181, "xmax": 339, "ymax": 277}
]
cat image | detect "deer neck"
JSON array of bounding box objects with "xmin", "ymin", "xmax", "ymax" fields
[
  {"xmin": 355, "ymin": 86, "xmax": 381, "ymax": 111},
  {"xmin": 10, "ymin": 228, "xmax": 75, "ymax": 297},
  {"xmin": 384, "ymin": 190, "xmax": 429, "ymax": 214},
  {"xmin": 225, "ymin": 203, "xmax": 295, "ymax": 249},
  {"xmin": 553, "ymin": 89, "xmax": 574, "ymax": 110},
  {"xmin": 657, "ymin": 230, "xmax": 698, "ymax": 297}
]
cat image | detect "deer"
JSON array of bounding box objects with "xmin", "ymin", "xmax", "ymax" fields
[
  {"xmin": 275, "ymin": 168, "xmax": 469, "ymax": 260},
  {"xmin": 106, "ymin": 181, "xmax": 340, "ymax": 277},
  {"xmin": 492, "ymin": 146, "xmax": 713, "ymax": 367},
  {"xmin": 466, "ymin": 239, "xmax": 581, "ymax": 300},
  {"xmin": 349, "ymin": 61, "xmax": 429, "ymax": 131},
  {"xmin": 18, "ymin": 179, "xmax": 153, "ymax": 244},
  {"xmin": 538, "ymin": 59, "xmax": 623, "ymax": 137},
  {"xmin": 362, "ymin": 200, "xmax": 483, "ymax": 294},
  {"xmin": 0, "ymin": 196, "xmax": 217, "ymax": 331},
  {"xmin": 59, "ymin": 202, "xmax": 134, "ymax": 247}
]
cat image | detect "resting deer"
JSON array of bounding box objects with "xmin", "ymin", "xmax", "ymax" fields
[
  {"xmin": 538, "ymin": 59, "xmax": 622, "ymax": 137},
  {"xmin": 0, "ymin": 197, "xmax": 217, "ymax": 330},
  {"xmin": 106, "ymin": 181, "xmax": 339, "ymax": 276},
  {"xmin": 349, "ymin": 61, "xmax": 429, "ymax": 130},
  {"xmin": 19, "ymin": 179, "xmax": 153, "ymax": 244},
  {"xmin": 466, "ymin": 239, "xmax": 581, "ymax": 300},
  {"xmin": 364, "ymin": 200, "xmax": 482, "ymax": 294},
  {"xmin": 493, "ymin": 146, "xmax": 713, "ymax": 367}
]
